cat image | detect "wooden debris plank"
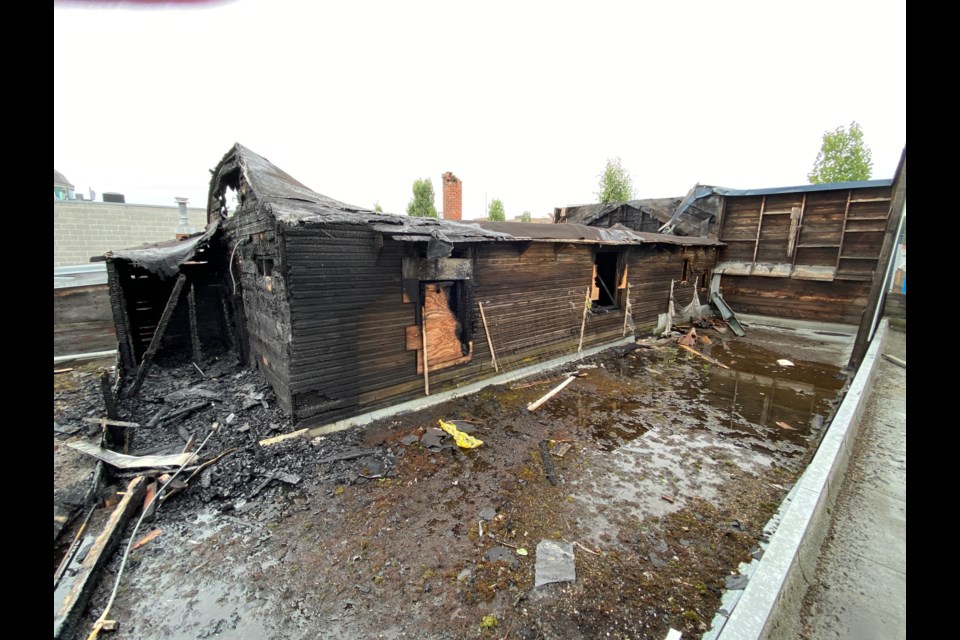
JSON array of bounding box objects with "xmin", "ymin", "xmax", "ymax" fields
[
  {"xmin": 882, "ymin": 353, "xmax": 906, "ymax": 368},
  {"xmin": 678, "ymin": 344, "xmax": 730, "ymax": 369},
  {"xmin": 54, "ymin": 476, "xmax": 147, "ymax": 640},
  {"xmin": 82, "ymin": 418, "xmax": 140, "ymax": 428},
  {"xmin": 527, "ymin": 376, "xmax": 577, "ymax": 412},
  {"xmin": 259, "ymin": 428, "xmax": 309, "ymax": 447}
]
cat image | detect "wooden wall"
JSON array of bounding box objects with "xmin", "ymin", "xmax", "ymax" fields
[
  {"xmin": 278, "ymin": 230, "xmax": 719, "ymax": 428},
  {"xmin": 54, "ymin": 284, "xmax": 118, "ymax": 357},
  {"xmin": 717, "ymin": 186, "xmax": 892, "ymax": 324},
  {"xmin": 626, "ymin": 244, "xmax": 717, "ymax": 330}
]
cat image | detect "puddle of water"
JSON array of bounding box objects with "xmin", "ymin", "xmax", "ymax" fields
[
  {"xmin": 121, "ymin": 574, "xmax": 273, "ymax": 640},
  {"xmin": 567, "ymin": 427, "xmax": 773, "ymax": 545},
  {"xmin": 610, "ymin": 338, "xmax": 846, "ymax": 447},
  {"xmin": 536, "ymin": 333, "xmax": 848, "ymax": 545}
]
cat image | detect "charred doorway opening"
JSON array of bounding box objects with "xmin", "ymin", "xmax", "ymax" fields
[{"xmin": 593, "ymin": 250, "xmax": 622, "ymax": 310}]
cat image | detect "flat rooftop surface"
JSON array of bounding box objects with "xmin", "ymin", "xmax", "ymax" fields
[{"xmin": 54, "ymin": 319, "xmax": 855, "ymax": 639}]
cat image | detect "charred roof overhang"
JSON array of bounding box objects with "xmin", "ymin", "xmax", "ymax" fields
[{"xmin": 106, "ymin": 218, "xmax": 220, "ymax": 279}]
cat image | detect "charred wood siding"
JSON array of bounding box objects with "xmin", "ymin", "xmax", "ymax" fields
[
  {"xmin": 230, "ymin": 213, "xmax": 293, "ymax": 414},
  {"xmin": 626, "ymin": 245, "xmax": 716, "ymax": 329},
  {"xmin": 280, "ymin": 231, "xmax": 691, "ymax": 429},
  {"xmin": 717, "ymin": 186, "xmax": 892, "ymax": 324},
  {"xmin": 284, "ymin": 225, "xmax": 417, "ymax": 425},
  {"xmin": 55, "ymin": 284, "xmax": 118, "ymax": 358},
  {"xmin": 601, "ymin": 208, "xmax": 663, "ymax": 232},
  {"xmin": 107, "ymin": 260, "xmax": 138, "ymax": 372}
]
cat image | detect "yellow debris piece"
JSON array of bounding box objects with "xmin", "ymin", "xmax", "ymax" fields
[{"xmin": 438, "ymin": 419, "xmax": 484, "ymax": 449}]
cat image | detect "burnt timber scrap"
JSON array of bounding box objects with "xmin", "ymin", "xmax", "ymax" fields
[{"xmin": 105, "ymin": 143, "xmax": 722, "ymax": 430}]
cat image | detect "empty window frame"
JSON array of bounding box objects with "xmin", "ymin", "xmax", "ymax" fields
[{"xmin": 593, "ymin": 251, "xmax": 621, "ymax": 309}]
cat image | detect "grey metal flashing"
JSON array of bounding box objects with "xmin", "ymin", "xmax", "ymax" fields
[
  {"xmin": 304, "ymin": 336, "xmax": 636, "ymax": 439},
  {"xmin": 712, "ymin": 179, "xmax": 893, "ymax": 197},
  {"xmin": 712, "ymin": 319, "xmax": 891, "ymax": 639}
]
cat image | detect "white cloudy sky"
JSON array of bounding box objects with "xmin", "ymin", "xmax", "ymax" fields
[{"xmin": 54, "ymin": 0, "xmax": 905, "ymax": 219}]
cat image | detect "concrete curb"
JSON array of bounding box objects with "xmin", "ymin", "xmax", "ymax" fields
[{"xmin": 712, "ymin": 319, "xmax": 891, "ymax": 639}]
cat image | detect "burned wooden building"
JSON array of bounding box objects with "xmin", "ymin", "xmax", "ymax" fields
[
  {"xmin": 559, "ymin": 175, "xmax": 902, "ymax": 326},
  {"xmin": 106, "ymin": 144, "xmax": 721, "ymax": 429}
]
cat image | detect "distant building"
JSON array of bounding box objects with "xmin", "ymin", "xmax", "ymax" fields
[{"xmin": 54, "ymin": 170, "xmax": 75, "ymax": 201}]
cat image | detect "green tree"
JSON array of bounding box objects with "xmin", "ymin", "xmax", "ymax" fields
[
  {"xmin": 808, "ymin": 121, "xmax": 873, "ymax": 184},
  {"xmin": 596, "ymin": 157, "xmax": 635, "ymax": 204},
  {"xmin": 406, "ymin": 178, "xmax": 438, "ymax": 218},
  {"xmin": 373, "ymin": 201, "xmax": 383, "ymax": 212},
  {"xmin": 520, "ymin": 210, "xmax": 532, "ymax": 223},
  {"xmin": 487, "ymin": 198, "xmax": 505, "ymax": 221}
]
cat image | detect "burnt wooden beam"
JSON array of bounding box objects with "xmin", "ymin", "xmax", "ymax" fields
[
  {"xmin": 106, "ymin": 261, "xmax": 138, "ymax": 373},
  {"xmin": 99, "ymin": 371, "xmax": 119, "ymax": 420},
  {"xmin": 188, "ymin": 282, "xmax": 202, "ymax": 363},
  {"xmin": 125, "ymin": 273, "xmax": 187, "ymax": 397},
  {"xmin": 54, "ymin": 476, "xmax": 148, "ymax": 640},
  {"xmin": 221, "ymin": 296, "xmax": 239, "ymax": 359}
]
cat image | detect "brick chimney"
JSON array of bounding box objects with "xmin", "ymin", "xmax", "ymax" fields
[{"xmin": 442, "ymin": 172, "xmax": 462, "ymax": 221}]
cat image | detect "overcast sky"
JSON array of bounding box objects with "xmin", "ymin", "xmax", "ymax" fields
[{"xmin": 54, "ymin": 0, "xmax": 905, "ymax": 219}]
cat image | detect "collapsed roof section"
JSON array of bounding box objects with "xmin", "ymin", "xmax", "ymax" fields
[
  {"xmin": 554, "ymin": 189, "xmax": 721, "ymax": 237},
  {"xmin": 206, "ymin": 143, "xmax": 370, "ymax": 223},
  {"xmin": 207, "ymin": 143, "xmax": 721, "ymax": 259},
  {"xmin": 656, "ymin": 179, "xmax": 896, "ymax": 235},
  {"xmin": 105, "ymin": 218, "xmax": 220, "ymax": 279}
]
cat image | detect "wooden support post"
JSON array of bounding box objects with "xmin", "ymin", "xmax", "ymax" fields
[
  {"xmin": 835, "ymin": 190, "xmax": 853, "ymax": 269},
  {"xmin": 126, "ymin": 273, "xmax": 187, "ymax": 398},
  {"xmin": 622, "ymin": 283, "xmax": 632, "ymax": 337},
  {"xmin": 791, "ymin": 193, "xmax": 807, "ymax": 268},
  {"xmin": 478, "ymin": 301, "xmax": 499, "ymax": 372},
  {"xmin": 422, "ymin": 306, "xmax": 430, "ymax": 396},
  {"xmin": 752, "ymin": 196, "xmax": 766, "ymax": 265},
  {"xmin": 188, "ymin": 283, "xmax": 202, "ymax": 364},
  {"xmin": 220, "ymin": 297, "xmax": 239, "ymax": 360},
  {"xmin": 577, "ymin": 287, "xmax": 590, "ymax": 356},
  {"xmin": 99, "ymin": 371, "xmax": 118, "ymax": 420},
  {"xmin": 787, "ymin": 206, "xmax": 801, "ymax": 258}
]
